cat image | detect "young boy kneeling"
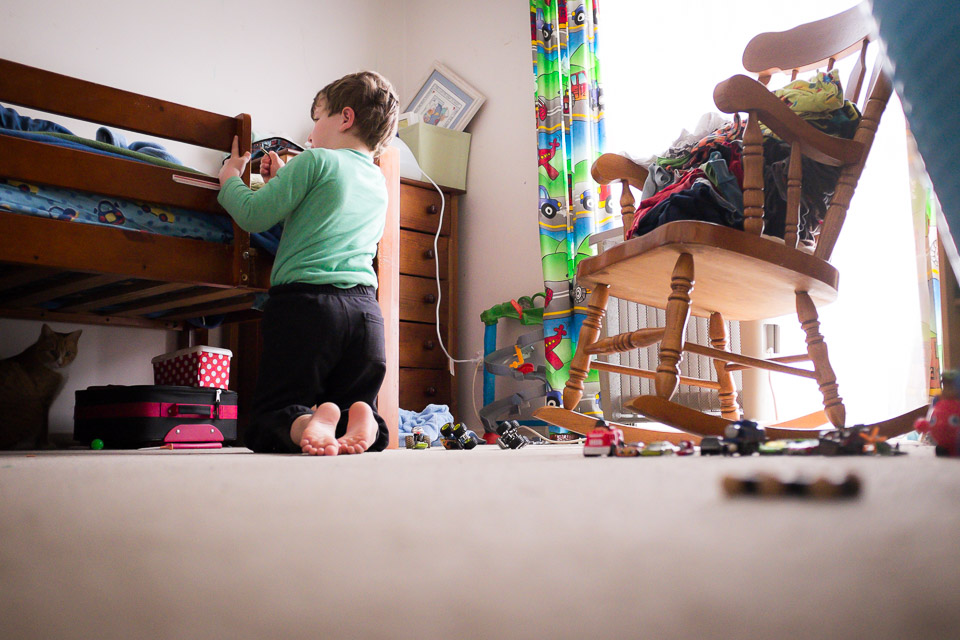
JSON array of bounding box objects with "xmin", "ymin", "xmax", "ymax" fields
[{"xmin": 217, "ymin": 71, "xmax": 399, "ymax": 455}]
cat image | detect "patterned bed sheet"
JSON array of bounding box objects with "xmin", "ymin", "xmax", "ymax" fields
[{"xmin": 0, "ymin": 178, "xmax": 280, "ymax": 253}]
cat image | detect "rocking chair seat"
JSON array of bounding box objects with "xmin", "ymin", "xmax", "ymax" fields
[{"xmin": 576, "ymin": 220, "xmax": 838, "ymax": 322}]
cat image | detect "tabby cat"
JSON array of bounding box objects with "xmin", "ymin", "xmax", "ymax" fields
[{"xmin": 0, "ymin": 324, "xmax": 82, "ymax": 449}]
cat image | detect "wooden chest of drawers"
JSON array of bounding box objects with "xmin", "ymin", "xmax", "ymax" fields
[{"xmin": 398, "ymin": 178, "xmax": 461, "ymax": 414}]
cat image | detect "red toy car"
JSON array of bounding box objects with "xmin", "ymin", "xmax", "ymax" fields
[{"xmin": 583, "ymin": 421, "xmax": 624, "ymax": 457}]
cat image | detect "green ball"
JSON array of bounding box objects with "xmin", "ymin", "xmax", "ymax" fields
[{"xmin": 90, "ymin": 439, "xmax": 104, "ymax": 450}]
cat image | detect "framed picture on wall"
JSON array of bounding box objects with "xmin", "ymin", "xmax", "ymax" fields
[{"xmin": 404, "ymin": 62, "xmax": 485, "ymax": 132}]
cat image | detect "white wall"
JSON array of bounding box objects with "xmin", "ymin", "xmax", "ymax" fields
[
  {"xmin": 393, "ymin": 0, "xmax": 543, "ymax": 430},
  {"xmin": 0, "ymin": 0, "xmax": 406, "ymax": 436}
]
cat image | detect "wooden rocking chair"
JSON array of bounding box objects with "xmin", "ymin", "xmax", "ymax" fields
[{"xmin": 536, "ymin": 3, "xmax": 927, "ymax": 440}]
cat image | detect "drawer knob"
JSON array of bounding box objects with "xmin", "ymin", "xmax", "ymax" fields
[
  {"xmin": 427, "ymin": 204, "xmax": 438, "ymax": 215},
  {"xmin": 423, "ymin": 340, "xmax": 435, "ymax": 350},
  {"xmin": 423, "ymin": 293, "xmax": 436, "ymax": 304},
  {"xmin": 426, "ymin": 386, "xmax": 437, "ymax": 396},
  {"xmin": 424, "ymin": 249, "xmax": 435, "ymax": 260}
]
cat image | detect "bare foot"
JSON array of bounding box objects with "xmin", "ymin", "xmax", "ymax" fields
[
  {"xmin": 290, "ymin": 402, "xmax": 341, "ymax": 455},
  {"xmin": 337, "ymin": 402, "xmax": 378, "ymax": 454}
]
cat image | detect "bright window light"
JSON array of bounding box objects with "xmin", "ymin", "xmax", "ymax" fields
[{"xmin": 600, "ymin": 0, "xmax": 927, "ymax": 423}]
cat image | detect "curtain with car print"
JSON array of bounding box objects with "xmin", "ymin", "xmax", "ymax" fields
[{"xmin": 531, "ymin": 0, "xmax": 613, "ymax": 416}]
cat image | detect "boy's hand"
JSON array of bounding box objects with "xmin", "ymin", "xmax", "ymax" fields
[
  {"xmin": 260, "ymin": 150, "xmax": 285, "ymax": 183},
  {"xmin": 218, "ymin": 136, "xmax": 251, "ymax": 186}
]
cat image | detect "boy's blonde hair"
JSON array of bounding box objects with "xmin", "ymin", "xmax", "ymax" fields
[{"xmin": 313, "ymin": 71, "xmax": 399, "ymax": 157}]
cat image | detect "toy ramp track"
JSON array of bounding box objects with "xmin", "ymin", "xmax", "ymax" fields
[
  {"xmin": 478, "ymin": 329, "xmax": 549, "ymax": 432},
  {"xmin": 628, "ymin": 396, "xmax": 927, "ymax": 440},
  {"xmin": 533, "ymin": 407, "xmax": 701, "ymax": 445}
]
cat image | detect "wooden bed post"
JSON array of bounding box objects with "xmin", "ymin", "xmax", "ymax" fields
[{"xmin": 233, "ymin": 113, "xmax": 254, "ymax": 288}]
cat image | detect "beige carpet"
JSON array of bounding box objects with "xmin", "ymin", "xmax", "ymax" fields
[{"xmin": 2, "ymin": 442, "xmax": 959, "ymax": 639}]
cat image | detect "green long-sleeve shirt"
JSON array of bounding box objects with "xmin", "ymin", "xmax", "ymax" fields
[{"xmin": 217, "ymin": 148, "xmax": 387, "ymax": 288}]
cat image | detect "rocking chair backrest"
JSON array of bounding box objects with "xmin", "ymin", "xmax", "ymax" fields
[{"xmin": 738, "ymin": 2, "xmax": 893, "ymax": 259}]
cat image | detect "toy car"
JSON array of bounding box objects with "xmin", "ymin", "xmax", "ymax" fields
[
  {"xmin": 440, "ymin": 422, "xmax": 481, "ymax": 450},
  {"xmin": 641, "ymin": 441, "xmax": 678, "ymax": 456},
  {"xmin": 783, "ymin": 439, "xmax": 821, "ymax": 456},
  {"xmin": 404, "ymin": 426, "xmax": 431, "ymax": 450},
  {"xmin": 676, "ymin": 440, "xmax": 696, "ymax": 456},
  {"xmin": 496, "ymin": 420, "xmax": 530, "ymax": 449},
  {"xmin": 583, "ymin": 420, "xmax": 624, "ymax": 457},
  {"xmin": 614, "ymin": 443, "xmax": 643, "ymax": 457},
  {"xmin": 758, "ymin": 439, "xmax": 791, "ymax": 455},
  {"xmin": 723, "ymin": 420, "xmax": 765, "ymax": 455},
  {"xmin": 819, "ymin": 426, "xmax": 867, "ymax": 456},
  {"xmin": 699, "ymin": 436, "xmax": 725, "ymax": 455}
]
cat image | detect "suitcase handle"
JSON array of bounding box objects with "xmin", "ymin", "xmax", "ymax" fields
[{"xmin": 168, "ymin": 404, "xmax": 212, "ymax": 418}]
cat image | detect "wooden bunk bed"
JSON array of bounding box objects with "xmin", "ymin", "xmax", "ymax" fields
[{"xmin": 0, "ymin": 58, "xmax": 401, "ymax": 447}]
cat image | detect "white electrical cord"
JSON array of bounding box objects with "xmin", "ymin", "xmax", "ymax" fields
[{"xmin": 417, "ymin": 166, "xmax": 482, "ymax": 369}]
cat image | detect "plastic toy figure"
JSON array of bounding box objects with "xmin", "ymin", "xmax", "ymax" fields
[
  {"xmin": 583, "ymin": 420, "xmax": 624, "ymax": 457},
  {"xmin": 915, "ymin": 371, "xmax": 960, "ymax": 456},
  {"xmin": 440, "ymin": 422, "xmax": 481, "ymax": 450}
]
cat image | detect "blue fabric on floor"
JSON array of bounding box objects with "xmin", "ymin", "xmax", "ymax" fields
[{"xmin": 399, "ymin": 404, "xmax": 454, "ymax": 445}]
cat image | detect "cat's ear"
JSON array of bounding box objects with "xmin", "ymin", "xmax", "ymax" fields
[
  {"xmin": 67, "ymin": 330, "xmax": 82, "ymax": 342},
  {"xmin": 40, "ymin": 323, "xmax": 54, "ymax": 337}
]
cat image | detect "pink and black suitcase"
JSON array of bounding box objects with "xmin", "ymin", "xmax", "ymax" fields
[{"xmin": 74, "ymin": 385, "xmax": 238, "ymax": 449}]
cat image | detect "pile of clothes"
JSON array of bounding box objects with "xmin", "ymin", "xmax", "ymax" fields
[{"xmin": 627, "ymin": 70, "xmax": 861, "ymax": 248}]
